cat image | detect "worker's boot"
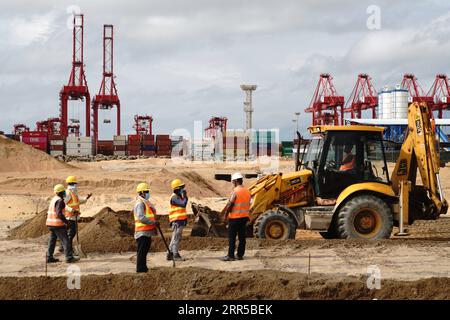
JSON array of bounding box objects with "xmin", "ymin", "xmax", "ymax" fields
[
  {"xmin": 66, "ymin": 256, "xmax": 80, "ymax": 263},
  {"xmin": 166, "ymin": 252, "xmax": 173, "ymax": 261},
  {"xmin": 173, "ymin": 253, "xmax": 184, "ymax": 261},
  {"xmin": 221, "ymin": 256, "xmax": 235, "ymax": 262},
  {"xmin": 47, "ymin": 256, "xmax": 60, "ymax": 263}
]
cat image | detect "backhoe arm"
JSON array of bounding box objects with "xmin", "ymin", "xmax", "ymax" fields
[{"xmin": 391, "ymin": 102, "xmax": 448, "ymax": 218}]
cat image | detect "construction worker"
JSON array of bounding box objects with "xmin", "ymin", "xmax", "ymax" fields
[
  {"xmin": 59, "ymin": 176, "xmax": 92, "ymax": 254},
  {"xmin": 46, "ymin": 184, "xmax": 78, "ymax": 263},
  {"xmin": 168, "ymin": 179, "xmax": 188, "ymax": 261},
  {"xmin": 339, "ymin": 144, "xmax": 356, "ymax": 171},
  {"xmin": 133, "ymin": 182, "xmax": 159, "ymax": 273},
  {"xmin": 221, "ymin": 172, "xmax": 251, "ymax": 261}
]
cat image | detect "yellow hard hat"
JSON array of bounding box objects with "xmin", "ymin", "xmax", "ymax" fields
[
  {"xmin": 136, "ymin": 182, "xmax": 150, "ymax": 193},
  {"xmin": 54, "ymin": 184, "xmax": 66, "ymax": 194},
  {"xmin": 171, "ymin": 179, "xmax": 185, "ymax": 190},
  {"xmin": 66, "ymin": 176, "xmax": 77, "ymax": 184}
]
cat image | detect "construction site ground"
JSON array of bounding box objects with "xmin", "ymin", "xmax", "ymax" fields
[{"xmin": 1, "ymin": 137, "xmax": 450, "ymax": 299}]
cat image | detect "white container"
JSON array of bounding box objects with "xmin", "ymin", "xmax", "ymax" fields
[
  {"xmin": 50, "ymin": 150, "xmax": 64, "ymax": 156},
  {"xmin": 66, "ymin": 136, "xmax": 93, "ymax": 143},
  {"xmin": 113, "ymin": 135, "xmax": 127, "ymax": 141},
  {"xmin": 66, "ymin": 142, "xmax": 93, "ymax": 148},
  {"xmin": 113, "ymin": 151, "xmax": 126, "ymax": 156},
  {"xmin": 113, "ymin": 140, "xmax": 127, "ymax": 146},
  {"xmin": 50, "ymin": 140, "xmax": 64, "ymax": 146}
]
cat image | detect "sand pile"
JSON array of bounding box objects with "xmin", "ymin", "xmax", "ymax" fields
[
  {"xmin": 8, "ymin": 210, "xmax": 48, "ymax": 239},
  {"xmin": 0, "ymin": 136, "xmax": 71, "ymax": 173},
  {"xmin": 1, "ymin": 267, "xmax": 449, "ymax": 300},
  {"xmin": 74, "ymin": 207, "xmax": 227, "ymax": 253}
]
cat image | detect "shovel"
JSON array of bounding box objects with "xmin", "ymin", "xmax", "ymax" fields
[
  {"xmin": 157, "ymin": 224, "xmax": 175, "ymax": 268},
  {"xmin": 75, "ymin": 216, "xmax": 87, "ymax": 258}
]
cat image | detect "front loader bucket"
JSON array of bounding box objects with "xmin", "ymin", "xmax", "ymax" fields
[{"xmin": 191, "ymin": 203, "xmax": 228, "ymax": 237}]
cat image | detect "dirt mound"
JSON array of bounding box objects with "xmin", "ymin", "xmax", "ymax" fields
[
  {"xmin": 75, "ymin": 207, "xmax": 227, "ymax": 253},
  {"xmin": 0, "ymin": 135, "xmax": 71, "ymax": 173},
  {"xmin": 8, "ymin": 210, "xmax": 48, "ymax": 239},
  {"xmin": 1, "ymin": 267, "xmax": 449, "ymax": 300}
]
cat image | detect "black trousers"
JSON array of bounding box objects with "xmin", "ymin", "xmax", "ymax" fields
[
  {"xmin": 228, "ymin": 218, "xmax": 248, "ymax": 258},
  {"xmin": 136, "ymin": 236, "xmax": 151, "ymax": 273},
  {"xmin": 60, "ymin": 220, "xmax": 77, "ymax": 251},
  {"xmin": 48, "ymin": 226, "xmax": 73, "ymax": 260}
]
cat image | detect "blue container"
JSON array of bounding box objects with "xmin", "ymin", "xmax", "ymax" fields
[{"xmin": 141, "ymin": 144, "xmax": 156, "ymax": 151}]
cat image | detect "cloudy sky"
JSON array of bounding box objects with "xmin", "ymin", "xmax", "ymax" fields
[{"xmin": 1, "ymin": 0, "xmax": 450, "ymax": 139}]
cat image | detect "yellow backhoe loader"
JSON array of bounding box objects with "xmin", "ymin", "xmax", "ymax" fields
[{"xmin": 191, "ymin": 102, "xmax": 448, "ymax": 240}]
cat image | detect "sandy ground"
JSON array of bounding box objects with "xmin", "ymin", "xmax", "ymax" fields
[{"xmin": 1, "ymin": 153, "xmax": 450, "ymax": 299}]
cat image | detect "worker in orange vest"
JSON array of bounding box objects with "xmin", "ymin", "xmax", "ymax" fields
[
  {"xmin": 46, "ymin": 184, "xmax": 79, "ymax": 263},
  {"xmin": 221, "ymin": 173, "xmax": 251, "ymax": 261},
  {"xmin": 339, "ymin": 144, "xmax": 356, "ymax": 171},
  {"xmin": 59, "ymin": 176, "xmax": 92, "ymax": 254},
  {"xmin": 167, "ymin": 179, "xmax": 188, "ymax": 261},
  {"xmin": 133, "ymin": 182, "xmax": 160, "ymax": 273}
]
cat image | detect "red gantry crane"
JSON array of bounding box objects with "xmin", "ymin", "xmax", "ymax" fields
[
  {"xmin": 13, "ymin": 124, "xmax": 29, "ymax": 136},
  {"xmin": 305, "ymin": 73, "xmax": 345, "ymax": 125},
  {"xmin": 59, "ymin": 13, "xmax": 91, "ymax": 138},
  {"xmin": 36, "ymin": 118, "xmax": 63, "ymax": 136},
  {"xmin": 204, "ymin": 116, "xmax": 227, "ymax": 138},
  {"xmin": 401, "ymin": 74, "xmax": 433, "ymax": 104},
  {"xmin": 344, "ymin": 74, "xmax": 378, "ymax": 119},
  {"xmin": 134, "ymin": 115, "xmax": 153, "ymax": 135},
  {"xmin": 427, "ymin": 74, "xmax": 450, "ymax": 119},
  {"xmin": 92, "ymin": 24, "xmax": 121, "ymax": 144}
]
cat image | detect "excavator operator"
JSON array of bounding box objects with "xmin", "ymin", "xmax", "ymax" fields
[{"xmin": 339, "ymin": 144, "xmax": 356, "ymax": 171}]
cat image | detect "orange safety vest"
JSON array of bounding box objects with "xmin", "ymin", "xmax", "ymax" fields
[
  {"xmin": 339, "ymin": 153, "xmax": 356, "ymax": 171},
  {"xmin": 65, "ymin": 189, "xmax": 80, "ymax": 218},
  {"xmin": 46, "ymin": 196, "xmax": 66, "ymax": 227},
  {"xmin": 229, "ymin": 186, "xmax": 251, "ymax": 219},
  {"xmin": 134, "ymin": 198, "xmax": 156, "ymax": 232},
  {"xmin": 169, "ymin": 194, "xmax": 188, "ymax": 223}
]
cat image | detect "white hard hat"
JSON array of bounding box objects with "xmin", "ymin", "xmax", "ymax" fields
[{"xmin": 231, "ymin": 172, "xmax": 244, "ymax": 181}]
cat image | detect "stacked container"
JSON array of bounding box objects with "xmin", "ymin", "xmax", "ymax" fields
[
  {"xmin": 49, "ymin": 134, "xmax": 65, "ymax": 156},
  {"xmin": 235, "ymin": 130, "xmax": 247, "ymax": 161},
  {"xmin": 127, "ymin": 135, "xmax": 141, "ymax": 156},
  {"xmin": 21, "ymin": 131, "xmax": 48, "ymax": 152},
  {"xmin": 250, "ymin": 130, "xmax": 277, "ymax": 157},
  {"xmin": 113, "ymin": 135, "xmax": 127, "ymax": 156},
  {"xmin": 97, "ymin": 140, "xmax": 114, "ymax": 156},
  {"xmin": 223, "ymin": 130, "xmax": 236, "ymax": 161},
  {"xmin": 141, "ymin": 134, "xmax": 156, "ymax": 157},
  {"xmin": 156, "ymin": 134, "xmax": 172, "ymax": 157},
  {"xmin": 66, "ymin": 136, "xmax": 94, "ymax": 156}
]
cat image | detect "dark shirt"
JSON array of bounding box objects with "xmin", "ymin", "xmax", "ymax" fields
[{"xmin": 55, "ymin": 198, "xmax": 68, "ymax": 225}]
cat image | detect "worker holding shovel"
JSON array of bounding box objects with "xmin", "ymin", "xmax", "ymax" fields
[
  {"xmin": 167, "ymin": 179, "xmax": 188, "ymax": 261},
  {"xmin": 133, "ymin": 183, "xmax": 160, "ymax": 273},
  {"xmin": 59, "ymin": 176, "xmax": 92, "ymax": 256}
]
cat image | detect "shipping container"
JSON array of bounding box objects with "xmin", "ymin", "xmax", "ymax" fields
[{"xmin": 113, "ymin": 151, "xmax": 126, "ymax": 156}]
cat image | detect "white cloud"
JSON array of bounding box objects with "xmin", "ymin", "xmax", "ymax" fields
[{"xmin": 0, "ymin": 10, "xmax": 57, "ymax": 46}]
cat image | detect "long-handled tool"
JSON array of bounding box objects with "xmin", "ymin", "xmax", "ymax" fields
[
  {"xmin": 157, "ymin": 224, "xmax": 175, "ymax": 268},
  {"xmin": 75, "ymin": 215, "xmax": 87, "ymax": 258}
]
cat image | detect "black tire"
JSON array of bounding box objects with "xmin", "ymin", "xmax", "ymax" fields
[
  {"xmin": 337, "ymin": 195, "xmax": 393, "ymax": 240},
  {"xmin": 253, "ymin": 210, "xmax": 296, "ymax": 240},
  {"xmin": 319, "ymin": 223, "xmax": 339, "ymax": 239}
]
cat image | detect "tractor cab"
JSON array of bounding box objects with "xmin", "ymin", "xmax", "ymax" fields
[{"xmin": 303, "ymin": 126, "xmax": 390, "ymax": 199}]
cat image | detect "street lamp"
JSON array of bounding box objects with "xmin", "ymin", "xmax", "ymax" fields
[{"xmin": 294, "ymin": 112, "xmax": 300, "ymax": 134}]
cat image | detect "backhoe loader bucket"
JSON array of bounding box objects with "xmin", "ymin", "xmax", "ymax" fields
[{"xmin": 191, "ymin": 203, "xmax": 228, "ymax": 237}]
